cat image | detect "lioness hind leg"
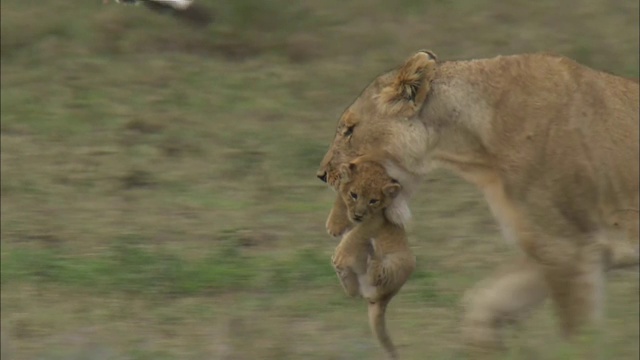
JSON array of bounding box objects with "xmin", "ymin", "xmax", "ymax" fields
[
  {"xmin": 605, "ymin": 208, "xmax": 639, "ymax": 269},
  {"xmin": 604, "ymin": 240, "xmax": 639, "ymax": 269},
  {"xmin": 461, "ymin": 257, "xmax": 548, "ymax": 356}
]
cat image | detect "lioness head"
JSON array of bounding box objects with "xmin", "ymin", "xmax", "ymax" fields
[
  {"xmin": 338, "ymin": 160, "xmax": 402, "ymax": 224},
  {"xmin": 316, "ymin": 50, "xmax": 438, "ymax": 189}
]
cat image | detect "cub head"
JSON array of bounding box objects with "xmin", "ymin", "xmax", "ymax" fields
[
  {"xmin": 316, "ymin": 50, "xmax": 438, "ymax": 189},
  {"xmin": 338, "ymin": 160, "xmax": 402, "ymax": 224}
]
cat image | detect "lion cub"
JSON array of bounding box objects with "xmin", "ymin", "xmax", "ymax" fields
[{"xmin": 330, "ymin": 159, "xmax": 416, "ymax": 360}]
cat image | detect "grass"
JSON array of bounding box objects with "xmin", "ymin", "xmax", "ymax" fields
[{"xmin": 1, "ymin": 0, "xmax": 638, "ymax": 359}]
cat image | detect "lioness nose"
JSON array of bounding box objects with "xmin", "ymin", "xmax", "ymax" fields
[
  {"xmin": 316, "ymin": 171, "xmax": 327, "ymax": 183},
  {"xmin": 353, "ymin": 214, "xmax": 363, "ymax": 222}
]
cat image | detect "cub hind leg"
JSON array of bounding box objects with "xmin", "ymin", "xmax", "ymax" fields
[
  {"xmin": 332, "ymin": 240, "xmax": 374, "ymax": 298},
  {"xmin": 366, "ymin": 250, "xmax": 416, "ymax": 296},
  {"xmin": 365, "ymin": 244, "xmax": 414, "ymax": 360}
]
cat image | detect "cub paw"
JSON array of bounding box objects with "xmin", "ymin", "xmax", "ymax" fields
[{"xmin": 326, "ymin": 215, "xmax": 352, "ymax": 238}]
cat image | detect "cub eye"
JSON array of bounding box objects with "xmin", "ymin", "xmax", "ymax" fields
[
  {"xmin": 349, "ymin": 192, "xmax": 358, "ymax": 201},
  {"xmin": 369, "ymin": 199, "xmax": 379, "ymax": 205},
  {"xmin": 343, "ymin": 126, "xmax": 354, "ymax": 137}
]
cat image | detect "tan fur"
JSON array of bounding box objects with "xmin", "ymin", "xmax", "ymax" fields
[
  {"xmin": 317, "ymin": 50, "xmax": 639, "ymax": 355},
  {"xmin": 330, "ymin": 158, "xmax": 416, "ymax": 360},
  {"xmin": 325, "ymin": 194, "xmax": 353, "ymax": 238},
  {"xmin": 325, "ymin": 153, "xmax": 415, "ymax": 237}
]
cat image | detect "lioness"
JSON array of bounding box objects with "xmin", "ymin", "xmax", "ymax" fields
[
  {"xmin": 331, "ymin": 158, "xmax": 415, "ymax": 360},
  {"xmin": 317, "ymin": 50, "xmax": 639, "ymax": 354}
]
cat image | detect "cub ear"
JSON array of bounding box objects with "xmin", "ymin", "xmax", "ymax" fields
[
  {"xmin": 378, "ymin": 50, "xmax": 438, "ymax": 117},
  {"xmin": 382, "ymin": 182, "xmax": 402, "ymax": 199},
  {"xmin": 339, "ymin": 162, "xmax": 357, "ymax": 182}
]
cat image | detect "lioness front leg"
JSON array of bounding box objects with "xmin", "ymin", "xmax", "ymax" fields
[
  {"xmin": 543, "ymin": 257, "xmax": 605, "ymax": 339},
  {"xmin": 462, "ymin": 257, "xmax": 548, "ymax": 355},
  {"xmin": 539, "ymin": 248, "xmax": 606, "ymax": 360},
  {"xmin": 326, "ymin": 195, "xmax": 352, "ymax": 238}
]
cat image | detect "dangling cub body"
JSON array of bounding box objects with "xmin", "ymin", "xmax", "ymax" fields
[{"xmin": 331, "ymin": 158, "xmax": 416, "ymax": 360}]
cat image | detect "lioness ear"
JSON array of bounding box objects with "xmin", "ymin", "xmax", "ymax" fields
[
  {"xmin": 383, "ymin": 182, "xmax": 402, "ymax": 199},
  {"xmin": 339, "ymin": 163, "xmax": 356, "ymax": 182},
  {"xmin": 378, "ymin": 50, "xmax": 438, "ymax": 117}
]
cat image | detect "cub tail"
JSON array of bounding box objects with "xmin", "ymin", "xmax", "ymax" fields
[{"xmin": 368, "ymin": 295, "xmax": 398, "ymax": 360}]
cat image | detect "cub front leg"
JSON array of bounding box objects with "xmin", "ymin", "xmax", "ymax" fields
[{"xmin": 326, "ymin": 194, "xmax": 352, "ymax": 238}]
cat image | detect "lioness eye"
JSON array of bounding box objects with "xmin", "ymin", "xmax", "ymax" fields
[
  {"xmin": 369, "ymin": 199, "xmax": 379, "ymax": 205},
  {"xmin": 350, "ymin": 192, "xmax": 358, "ymax": 200},
  {"xmin": 344, "ymin": 126, "xmax": 354, "ymax": 137}
]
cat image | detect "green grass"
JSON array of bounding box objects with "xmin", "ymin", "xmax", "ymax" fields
[
  {"xmin": 3, "ymin": 239, "xmax": 256, "ymax": 295},
  {"xmin": 1, "ymin": 0, "xmax": 638, "ymax": 359},
  {"xmin": 2, "ymin": 234, "xmax": 441, "ymax": 301}
]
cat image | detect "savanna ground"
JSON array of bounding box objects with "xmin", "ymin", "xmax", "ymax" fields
[{"xmin": 1, "ymin": 1, "xmax": 638, "ymax": 359}]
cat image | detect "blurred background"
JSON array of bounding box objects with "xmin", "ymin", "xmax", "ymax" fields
[{"xmin": 1, "ymin": 1, "xmax": 638, "ymax": 359}]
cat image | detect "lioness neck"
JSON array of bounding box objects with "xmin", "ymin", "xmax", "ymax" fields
[{"xmin": 418, "ymin": 55, "xmax": 546, "ymax": 188}]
